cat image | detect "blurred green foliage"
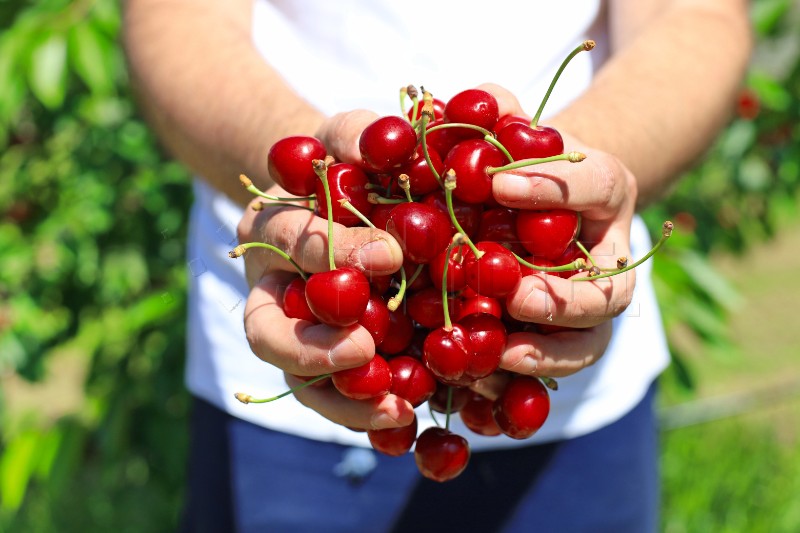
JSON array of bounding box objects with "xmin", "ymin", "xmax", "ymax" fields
[
  {"xmin": 0, "ymin": 0, "xmax": 192, "ymax": 530},
  {"xmin": 0, "ymin": 0, "xmax": 798, "ymax": 531}
]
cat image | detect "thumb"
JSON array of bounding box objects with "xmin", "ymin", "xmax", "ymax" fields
[
  {"xmin": 475, "ymin": 83, "xmax": 528, "ymax": 119},
  {"xmin": 316, "ymin": 109, "xmax": 380, "ymax": 164}
]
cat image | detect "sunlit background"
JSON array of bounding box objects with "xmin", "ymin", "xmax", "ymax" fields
[{"xmin": 0, "ymin": 1, "xmax": 798, "ymax": 531}]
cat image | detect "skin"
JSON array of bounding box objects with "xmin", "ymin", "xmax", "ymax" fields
[{"xmin": 123, "ymin": 0, "xmax": 751, "ymax": 429}]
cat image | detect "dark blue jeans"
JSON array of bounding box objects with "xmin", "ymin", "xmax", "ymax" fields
[{"xmin": 180, "ymin": 384, "xmax": 659, "ymax": 533}]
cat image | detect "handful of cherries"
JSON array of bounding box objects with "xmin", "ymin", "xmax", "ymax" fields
[{"xmin": 231, "ymin": 41, "xmax": 673, "ymax": 482}]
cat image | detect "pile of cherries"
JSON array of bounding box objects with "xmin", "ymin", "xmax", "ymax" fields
[{"xmin": 232, "ymin": 41, "xmax": 670, "ymax": 482}]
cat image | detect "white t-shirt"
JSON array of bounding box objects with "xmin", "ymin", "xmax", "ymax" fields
[{"xmin": 185, "ymin": 0, "xmax": 671, "ymax": 450}]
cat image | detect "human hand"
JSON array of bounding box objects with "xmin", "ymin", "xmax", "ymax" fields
[
  {"xmin": 476, "ymin": 83, "xmax": 638, "ymax": 380},
  {"xmin": 238, "ymin": 110, "xmax": 416, "ymax": 431}
]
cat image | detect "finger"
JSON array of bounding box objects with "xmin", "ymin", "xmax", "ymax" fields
[
  {"xmin": 505, "ymin": 259, "xmax": 636, "ymax": 328},
  {"xmin": 500, "ymin": 322, "xmax": 613, "ymax": 378},
  {"xmin": 491, "ymin": 147, "xmax": 637, "ymax": 221},
  {"xmin": 468, "ymin": 372, "xmax": 513, "ymax": 401},
  {"xmin": 475, "ymin": 82, "xmax": 527, "ymax": 118},
  {"xmin": 239, "ymin": 201, "xmax": 403, "ymax": 282},
  {"xmin": 244, "ymin": 272, "xmax": 376, "ymax": 375},
  {"xmin": 287, "ymin": 374, "xmax": 416, "ymax": 430},
  {"xmin": 316, "ymin": 109, "xmax": 380, "ymax": 164}
]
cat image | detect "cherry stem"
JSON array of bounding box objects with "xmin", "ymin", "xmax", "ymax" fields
[
  {"xmin": 428, "ymin": 403, "xmax": 442, "ymax": 428},
  {"xmin": 228, "ymin": 242, "xmax": 307, "ymax": 281},
  {"xmin": 312, "ymin": 159, "xmax": 336, "ymax": 271},
  {"xmin": 234, "ymin": 374, "xmax": 331, "ymax": 404},
  {"xmin": 339, "ymin": 200, "xmax": 376, "ymax": 228},
  {"xmin": 574, "ymin": 241, "xmax": 597, "ymax": 268},
  {"xmin": 441, "ymin": 234, "xmax": 464, "ymax": 331},
  {"xmin": 388, "ymin": 266, "xmax": 407, "ymax": 312},
  {"xmin": 426, "ymin": 121, "xmax": 494, "ymax": 139},
  {"xmin": 484, "ymin": 134, "xmax": 514, "ymax": 163},
  {"xmin": 444, "ymin": 171, "xmax": 482, "ymax": 258},
  {"xmin": 514, "ymin": 253, "xmax": 586, "ymax": 273},
  {"xmin": 399, "ymin": 86, "xmax": 409, "ymax": 122},
  {"xmin": 398, "ymin": 174, "xmax": 414, "ymax": 202},
  {"xmin": 239, "ymin": 174, "xmax": 315, "ymax": 203},
  {"xmin": 541, "ymin": 377, "xmax": 559, "ymax": 391},
  {"xmin": 367, "ymin": 193, "xmax": 406, "ymax": 205},
  {"xmin": 487, "ymin": 151, "xmax": 586, "ymax": 175},
  {"xmin": 531, "ymin": 40, "xmax": 595, "ymax": 128},
  {"xmin": 574, "ymin": 221, "xmax": 674, "ymax": 281},
  {"xmin": 407, "ymin": 263, "xmax": 425, "ymax": 287},
  {"xmin": 419, "ymin": 97, "xmax": 442, "ymax": 184},
  {"xmin": 408, "ymin": 85, "xmax": 420, "ymax": 126},
  {"xmin": 445, "ymin": 386, "xmax": 453, "ymax": 430}
]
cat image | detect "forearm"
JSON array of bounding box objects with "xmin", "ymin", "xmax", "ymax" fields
[
  {"xmin": 551, "ymin": 0, "xmax": 752, "ymax": 208},
  {"xmin": 122, "ymin": 0, "xmax": 325, "ymax": 205}
]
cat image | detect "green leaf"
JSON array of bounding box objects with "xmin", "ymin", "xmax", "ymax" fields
[
  {"xmin": 68, "ymin": 23, "xmax": 114, "ymax": 95},
  {"xmin": 27, "ymin": 33, "xmax": 67, "ymax": 109},
  {"xmin": 679, "ymin": 250, "xmax": 743, "ymax": 312},
  {"xmin": 751, "ymin": 0, "xmax": 791, "ymax": 35},
  {"xmin": 0, "ymin": 431, "xmax": 39, "ymax": 512}
]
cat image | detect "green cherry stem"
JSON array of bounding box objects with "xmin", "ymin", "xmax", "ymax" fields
[
  {"xmin": 428, "ymin": 402, "xmax": 442, "ymax": 428},
  {"xmin": 514, "ymin": 253, "xmax": 586, "ymax": 273},
  {"xmin": 388, "ymin": 266, "xmax": 407, "ymax": 312},
  {"xmin": 484, "ymin": 134, "xmax": 514, "ymax": 163},
  {"xmin": 398, "ymin": 174, "xmax": 414, "ymax": 202},
  {"xmin": 444, "ymin": 171, "xmax": 482, "ymax": 258},
  {"xmin": 441, "ymin": 234, "xmax": 464, "ymax": 331},
  {"xmin": 339, "ymin": 200, "xmax": 376, "ymax": 228},
  {"xmin": 419, "ymin": 96, "xmax": 442, "ymax": 184},
  {"xmin": 408, "ymin": 85, "xmax": 420, "ymax": 126},
  {"xmin": 445, "ymin": 385, "xmax": 454, "ymax": 430},
  {"xmin": 239, "ymin": 174, "xmax": 315, "ymax": 203},
  {"xmin": 368, "ymin": 193, "xmax": 406, "ymax": 205},
  {"xmin": 229, "ymin": 242, "xmax": 307, "ymax": 281},
  {"xmin": 312, "ymin": 159, "xmax": 336, "ymax": 271},
  {"xmin": 541, "ymin": 377, "xmax": 559, "ymax": 391},
  {"xmin": 487, "ymin": 151, "xmax": 586, "ymax": 175},
  {"xmin": 234, "ymin": 374, "xmax": 331, "ymax": 404},
  {"xmin": 407, "ymin": 263, "xmax": 425, "ymax": 287},
  {"xmin": 426, "ymin": 121, "xmax": 494, "ymax": 139},
  {"xmin": 531, "ymin": 40, "xmax": 595, "ymax": 128},
  {"xmin": 574, "ymin": 221, "xmax": 674, "ymax": 281},
  {"xmin": 574, "ymin": 241, "xmax": 597, "ymax": 268}
]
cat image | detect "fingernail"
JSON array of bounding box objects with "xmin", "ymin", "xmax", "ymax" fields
[
  {"xmin": 328, "ymin": 336, "xmax": 369, "ymax": 368},
  {"xmin": 495, "ymin": 173, "xmax": 530, "ymax": 202},
  {"xmin": 370, "ymin": 412, "xmax": 401, "ymax": 430},
  {"xmin": 358, "ymin": 238, "xmax": 398, "ymax": 272}
]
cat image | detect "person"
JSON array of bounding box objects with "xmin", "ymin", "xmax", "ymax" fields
[{"xmin": 123, "ymin": 1, "xmax": 751, "ymax": 531}]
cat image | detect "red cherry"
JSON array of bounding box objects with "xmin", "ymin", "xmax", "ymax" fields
[
  {"xmin": 394, "ymin": 259, "xmax": 433, "ymax": 293},
  {"xmin": 314, "ymin": 163, "xmax": 373, "ymax": 227},
  {"xmin": 359, "ymin": 116, "xmax": 417, "ymax": 172},
  {"xmin": 305, "ymin": 267, "xmax": 370, "ymax": 327},
  {"xmin": 408, "ymin": 97, "xmax": 446, "ymax": 122},
  {"xmin": 406, "ymin": 287, "xmax": 461, "ymax": 330},
  {"xmin": 332, "ymin": 354, "xmax": 392, "ymax": 400},
  {"xmin": 267, "ymin": 136, "xmax": 327, "ymax": 196},
  {"xmin": 456, "ymin": 294, "xmax": 502, "ymax": 321},
  {"xmin": 428, "ymin": 245, "xmax": 467, "ymax": 293},
  {"xmin": 377, "ymin": 309, "xmax": 414, "ymax": 355},
  {"xmin": 368, "ymin": 203, "xmax": 395, "ymax": 232},
  {"xmin": 492, "ymin": 376, "xmax": 550, "ymax": 439},
  {"xmin": 283, "ymin": 277, "xmax": 318, "ymax": 323},
  {"xmin": 368, "ymin": 416, "xmax": 418, "ymax": 456},
  {"xmin": 359, "ymin": 293, "xmax": 390, "ymax": 345},
  {"xmin": 459, "ymin": 312, "xmax": 506, "ymax": 381},
  {"xmin": 424, "ymin": 118, "xmax": 462, "ymax": 159},
  {"xmin": 428, "ymin": 383, "xmax": 472, "ymax": 413},
  {"xmin": 396, "ymin": 146, "xmax": 444, "ymax": 196},
  {"xmin": 421, "ymin": 190, "xmax": 483, "ymax": 240},
  {"xmin": 460, "ymin": 392, "xmax": 502, "ymax": 437},
  {"xmin": 444, "ymin": 89, "xmax": 499, "ymax": 133},
  {"xmin": 476, "ymin": 208, "xmax": 526, "ymax": 256},
  {"xmin": 516, "ymin": 209, "xmax": 579, "ymax": 259},
  {"xmin": 422, "ymin": 324, "xmax": 473, "ymax": 385},
  {"xmin": 414, "ymin": 427, "xmax": 470, "ymax": 482},
  {"xmin": 496, "ymin": 123, "xmax": 564, "ymax": 160},
  {"xmin": 464, "ymin": 241, "xmax": 521, "ymax": 298},
  {"xmin": 493, "ymin": 114, "xmax": 529, "ymax": 132},
  {"xmin": 443, "ymin": 140, "xmax": 507, "ymax": 205},
  {"xmin": 388, "ymin": 355, "xmax": 437, "ymax": 407},
  {"xmin": 386, "ymin": 202, "xmax": 452, "ymax": 264}
]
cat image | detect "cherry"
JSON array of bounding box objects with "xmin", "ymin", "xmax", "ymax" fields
[
  {"xmin": 463, "ymin": 241, "xmax": 521, "ymax": 298},
  {"xmin": 424, "ymin": 118, "xmax": 462, "ymax": 159},
  {"xmin": 428, "ymin": 246, "xmax": 467, "ymax": 293},
  {"xmin": 460, "ymin": 392, "xmax": 502, "ymax": 437},
  {"xmin": 428, "ymin": 383, "xmax": 472, "ymax": 413},
  {"xmin": 385, "ymin": 202, "xmax": 452, "ymax": 264},
  {"xmin": 393, "ymin": 259, "xmax": 433, "ymax": 293},
  {"xmin": 377, "ymin": 308, "xmax": 414, "ymax": 355},
  {"xmin": 476, "ymin": 208, "xmax": 526, "ymax": 256},
  {"xmin": 332, "ymin": 354, "xmax": 392, "ymax": 400},
  {"xmin": 314, "ymin": 163, "xmax": 373, "ymax": 227},
  {"xmin": 493, "ymin": 114, "xmax": 529, "ymax": 131},
  {"xmin": 267, "ymin": 136, "xmax": 327, "ymax": 196},
  {"xmin": 305, "ymin": 267, "xmax": 370, "ymax": 327},
  {"xmin": 368, "ymin": 416, "xmax": 418, "ymax": 456},
  {"xmin": 492, "ymin": 376, "xmax": 550, "ymax": 439},
  {"xmin": 388, "ymin": 355, "xmax": 437, "ymax": 407},
  {"xmin": 283, "ymin": 276, "xmax": 318, "ymax": 323},
  {"xmin": 443, "ymin": 139, "xmax": 507, "ymax": 205},
  {"xmin": 458, "ymin": 312, "xmax": 506, "ymax": 382},
  {"xmin": 406, "ymin": 287, "xmax": 461, "ymax": 329},
  {"xmin": 421, "ymin": 190, "xmax": 483, "ymax": 240},
  {"xmin": 408, "ymin": 97, "xmax": 445, "ymax": 122},
  {"xmin": 496, "ymin": 122, "xmax": 564, "ymax": 160},
  {"xmin": 422, "ymin": 324, "xmax": 473, "ymax": 385},
  {"xmin": 444, "ymin": 88, "xmax": 499, "ymax": 133},
  {"xmin": 359, "ymin": 292, "xmax": 391, "ymax": 345},
  {"xmin": 456, "ymin": 293, "xmax": 502, "ymax": 321},
  {"xmin": 396, "ymin": 146, "xmax": 444, "ymax": 196},
  {"xmin": 414, "ymin": 427, "xmax": 470, "ymax": 482},
  {"xmin": 516, "ymin": 209, "xmax": 579, "ymax": 259},
  {"xmin": 359, "ymin": 116, "xmax": 418, "ymax": 173}
]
